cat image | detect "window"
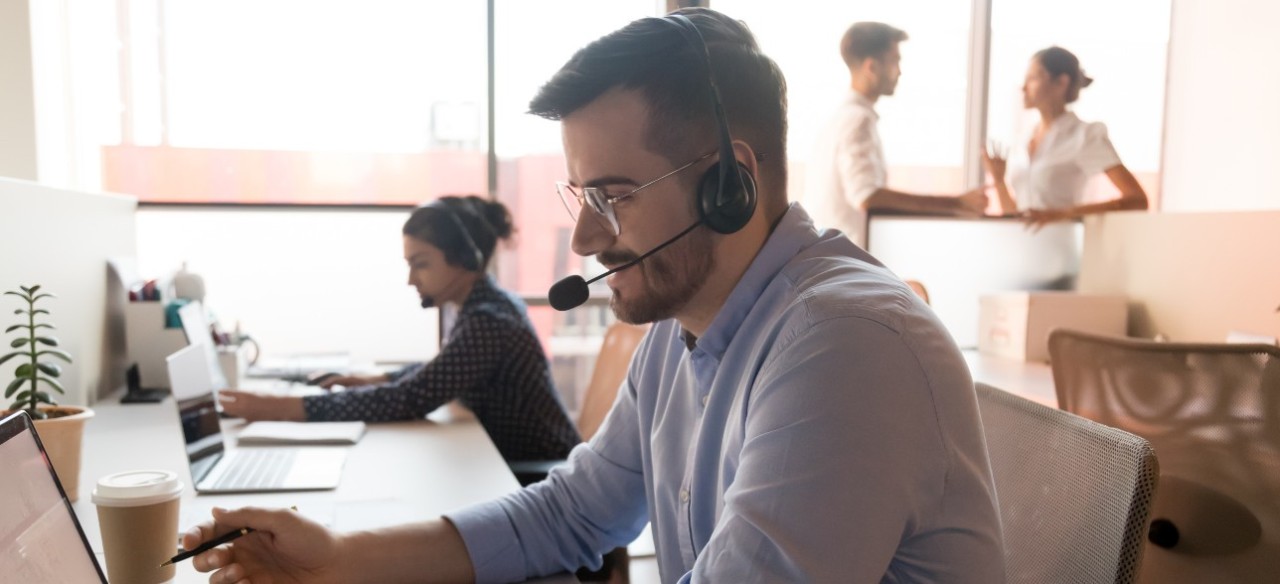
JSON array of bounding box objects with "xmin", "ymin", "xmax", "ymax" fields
[
  {"xmin": 32, "ymin": 2, "xmax": 1173, "ymax": 410},
  {"xmin": 106, "ymin": 0, "xmax": 488, "ymax": 204},
  {"xmin": 493, "ymin": 0, "xmax": 664, "ymax": 415},
  {"xmin": 713, "ymin": 0, "xmax": 976, "ymax": 196},
  {"xmin": 986, "ymin": 0, "xmax": 1171, "ymax": 204}
]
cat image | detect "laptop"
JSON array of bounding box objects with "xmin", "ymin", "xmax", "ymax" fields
[
  {"xmin": 177, "ymin": 301, "xmax": 228, "ymax": 390},
  {"xmin": 177, "ymin": 302, "xmax": 323, "ymax": 397},
  {"xmin": 0, "ymin": 411, "xmax": 108, "ymax": 582},
  {"xmin": 165, "ymin": 343, "xmax": 350, "ymax": 493}
]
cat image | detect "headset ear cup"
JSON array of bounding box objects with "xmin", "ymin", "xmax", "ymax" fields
[
  {"xmin": 698, "ymin": 162, "xmax": 757, "ymax": 234},
  {"xmin": 467, "ymin": 244, "xmax": 484, "ymax": 271}
]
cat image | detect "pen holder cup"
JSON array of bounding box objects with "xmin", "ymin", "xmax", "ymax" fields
[
  {"xmin": 92, "ymin": 470, "xmax": 183, "ymax": 584},
  {"xmin": 218, "ymin": 343, "xmax": 251, "ymax": 388}
]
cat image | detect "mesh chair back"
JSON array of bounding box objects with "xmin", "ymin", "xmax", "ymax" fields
[
  {"xmin": 977, "ymin": 382, "xmax": 1158, "ymax": 584},
  {"xmin": 1049, "ymin": 329, "xmax": 1280, "ymax": 583}
]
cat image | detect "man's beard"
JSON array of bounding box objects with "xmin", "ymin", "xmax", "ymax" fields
[
  {"xmin": 600, "ymin": 227, "xmax": 714, "ymax": 325},
  {"xmin": 881, "ymin": 77, "xmax": 897, "ymax": 96}
]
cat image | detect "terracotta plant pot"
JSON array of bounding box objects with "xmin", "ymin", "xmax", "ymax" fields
[{"xmin": 3, "ymin": 406, "xmax": 94, "ymax": 501}]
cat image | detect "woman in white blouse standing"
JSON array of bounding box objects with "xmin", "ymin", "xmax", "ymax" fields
[{"xmin": 983, "ymin": 46, "xmax": 1148, "ymax": 230}]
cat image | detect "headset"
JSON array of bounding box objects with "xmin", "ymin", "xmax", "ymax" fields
[
  {"xmin": 429, "ymin": 200, "xmax": 485, "ymax": 272},
  {"xmin": 662, "ymin": 14, "xmax": 758, "ymax": 235},
  {"xmin": 547, "ymin": 14, "xmax": 761, "ymax": 311}
]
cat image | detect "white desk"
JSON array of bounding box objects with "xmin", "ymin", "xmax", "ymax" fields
[
  {"xmin": 71, "ymin": 395, "xmax": 576, "ymax": 583},
  {"xmin": 963, "ymin": 349, "xmax": 1057, "ymax": 407}
]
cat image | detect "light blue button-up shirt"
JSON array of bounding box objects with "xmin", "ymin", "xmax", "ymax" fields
[{"xmin": 450, "ymin": 204, "xmax": 1005, "ymax": 583}]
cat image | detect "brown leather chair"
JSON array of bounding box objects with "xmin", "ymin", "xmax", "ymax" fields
[
  {"xmin": 511, "ymin": 321, "xmax": 649, "ymax": 482},
  {"xmin": 905, "ymin": 279, "xmax": 930, "ymax": 305},
  {"xmin": 1049, "ymin": 329, "xmax": 1280, "ymax": 583},
  {"xmin": 575, "ymin": 322, "xmax": 649, "ymax": 442},
  {"xmin": 510, "ymin": 321, "xmax": 649, "ymax": 582}
]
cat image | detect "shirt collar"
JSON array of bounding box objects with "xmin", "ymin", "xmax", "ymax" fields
[
  {"xmin": 1044, "ymin": 111, "xmax": 1081, "ymax": 137},
  {"xmin": 461, "ymin": 274, "xmax": 502, "ymax": 312},
  {"xmin": 685, "ymin": 203, "xmax": 816, "ymax": 359},
  {"xmin": 847, "ymin": 89, "xmax": 879, "ymax": 119}
]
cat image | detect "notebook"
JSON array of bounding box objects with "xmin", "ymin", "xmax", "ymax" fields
[
  {"xmin": 237, "ymin": 421, "xmax": 366, "ymax": 445},
  {"xmin": 166, "ymin": 344, "xmax": 350, "ymax": 493},
  {"xmin": 0, "ymin": 411, "xmax": 108, "ymax": 583}
]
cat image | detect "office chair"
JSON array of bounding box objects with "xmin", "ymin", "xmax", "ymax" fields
[
  {"xmin": 904, "ymin": 279, "xmax": 931, "ymax": 305},
  {"xmin": 509, "ymin": 321, "xmax": 648, "ymax": 582},
  {"xmin": 509, "ymin": 321, "xmax": 648, "ymax": 483},
  {"xmin": 1049, "ymin": 329, "xmax": 1280, "ymax": 583},
  {"xmin": 976, "ymin": 382, "xmax": 1159, "ymax": 584},
  {"xmin": 575, "ymin": 322, "xmax": 650, "ymax": 442}
]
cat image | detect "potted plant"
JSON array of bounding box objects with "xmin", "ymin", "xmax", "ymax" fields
[{"xmin": 2, "ymin": 284, "xmax": 93, "ymax": 501}]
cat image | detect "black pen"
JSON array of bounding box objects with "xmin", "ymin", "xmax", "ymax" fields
[{"xmin": 160, "ymin": 527, "xmax": 255, "ymax": 567}]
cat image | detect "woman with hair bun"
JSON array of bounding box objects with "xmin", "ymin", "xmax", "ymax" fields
[
  {"xmin": 983, "ymin": 46, "xmax": 1148, "ymax": 230},
  {"xmin": 218, "ymin": 195, "xmax": 581, "ymax": 470}
]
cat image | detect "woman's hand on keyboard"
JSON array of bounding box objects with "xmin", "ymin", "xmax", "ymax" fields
[{"xmin": 218, "ymin": 390, "xmax": 306, "ymax": 422}]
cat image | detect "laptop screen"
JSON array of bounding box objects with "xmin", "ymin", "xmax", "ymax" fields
[
  {"xmin": 167, "ymin": 343, "xmax": 227, "ymax": 482},
  {"xmin": 0, "ymin": 412, "xmax": 108, "ymax": 582},
  {"xmin": 177, "ymin": 302, "xmax": 228, "ymax": 390}
]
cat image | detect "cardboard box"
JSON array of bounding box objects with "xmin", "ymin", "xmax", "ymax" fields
[{"xmin": 978, "ymin": 292, "xmax": 1127, "ymax": 362}]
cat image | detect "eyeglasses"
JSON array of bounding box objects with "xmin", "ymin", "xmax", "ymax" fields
[{"xmin": 555, "ymin": 151, "xmax": 715, "ymax": 235}]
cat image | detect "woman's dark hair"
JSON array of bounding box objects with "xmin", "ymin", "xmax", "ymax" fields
[
  {"xmin": 1034, "ymin": 46, "xmax": 1093, "ymax": 103},
  {"xmin": 402, "ymin": 195, "xmax": 514, "ymax": 272}
]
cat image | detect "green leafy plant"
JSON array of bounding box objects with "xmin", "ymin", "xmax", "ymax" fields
[{"xmin": 2, "ymin": 285, "xmax": 73, "ymax": 419}]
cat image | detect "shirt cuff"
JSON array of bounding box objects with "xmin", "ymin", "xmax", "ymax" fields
[
  {"xmin": 446, "ymin": 500, "xmax": 528, "ymax": 584},
  {"xmin": 301, "ymin": 394, "xmax": 328, "ymax": 421}
]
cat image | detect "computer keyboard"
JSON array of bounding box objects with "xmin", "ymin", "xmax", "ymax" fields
[{"xmin": 213, "ymin": 448, "xmax": 297, "ymax": 490}]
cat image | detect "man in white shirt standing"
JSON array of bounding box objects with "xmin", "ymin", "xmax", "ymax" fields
[{"xmin": 804, "ymin": 22, "xmax": 988, "ymax": 248}]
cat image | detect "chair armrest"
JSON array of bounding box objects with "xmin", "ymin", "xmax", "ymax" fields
[{"xmin": 508, "ymin": 459, "xmax": 567, "ymax": 486}]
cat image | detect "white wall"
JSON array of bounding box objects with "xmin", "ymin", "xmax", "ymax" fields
[
  {"xmin": 133, "ymin": 209, "xmax": 438, "ymax": 366},
  {"xmin": 0, "ymin": 178, "xmax": 137, "ymax": 405},
  {"xmin": 1160, "ymin": 0, "xmax": 1280, "ymax": 211},
  {"xmin": 1079, "ymin": 210, "xmax": 1280, "ymax": 343}
]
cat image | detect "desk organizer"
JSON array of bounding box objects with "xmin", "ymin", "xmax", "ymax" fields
[{"xmin": 124, "ymin": 302, "xmax": 188, "ymax": 390}]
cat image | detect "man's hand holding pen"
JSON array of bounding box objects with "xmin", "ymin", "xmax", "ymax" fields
[{"xmin": 181, "ymin": 506, "xmax": 344, "ymax": 584}]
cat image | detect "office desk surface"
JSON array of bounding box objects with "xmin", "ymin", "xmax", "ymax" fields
[
  {"xmin": 963, "ymin": 349, "xmax": 1056, "ymax": 407},
  {"xmin": 71, "ymin": 395, "xmax": 576, "ymax": 583}
]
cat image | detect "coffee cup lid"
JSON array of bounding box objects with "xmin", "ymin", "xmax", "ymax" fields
[{"xmin": 91, "ymin": 470, "xmax": 183, "ymax": 507}]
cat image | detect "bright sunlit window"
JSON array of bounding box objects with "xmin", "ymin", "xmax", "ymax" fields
[
  {"xmin": 987, "ymin": 0, "xmax": 1171, "ymax": 202},
  {"xmin": 105, "ymin": 0, "xmax": 489, "ymax": 204},
  {"xmin": 492, "ymin": 0, "xmax": 664, "ymax": 416},
  {"xmin": 713, "ymin": 0, "xmax": 975, "ymax": 196}
]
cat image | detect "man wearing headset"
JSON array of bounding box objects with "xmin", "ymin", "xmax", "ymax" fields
[{"xmin": 183, "ymin": 9, "xmax": 1004, "ymax": 583}]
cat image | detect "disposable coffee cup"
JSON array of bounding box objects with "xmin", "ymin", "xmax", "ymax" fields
[{"xmin": 92, "ymin": 470, "xmax": 183, "ymax": 584}]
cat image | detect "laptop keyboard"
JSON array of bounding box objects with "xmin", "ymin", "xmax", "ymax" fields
[{"xmin": 212, "ymin": 448, "xmax": 297, "ymax": 490}]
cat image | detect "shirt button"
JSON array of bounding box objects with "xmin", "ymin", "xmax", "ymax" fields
[
  {"xmin": 679, "ymin": 489, "xmax": 689, "ymax": 503},
  {"xmin": 700, "ymin": 395, "xmax": 708, "ymax": 406}
]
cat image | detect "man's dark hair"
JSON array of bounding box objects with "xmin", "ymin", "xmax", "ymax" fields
[
  {"xmin": 528, "ymin": 8, "xmax": 788, "ymax": 211},
  {"xmin": 841, "ymin": 22, "xmax": 908, "ymax": 68}
]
